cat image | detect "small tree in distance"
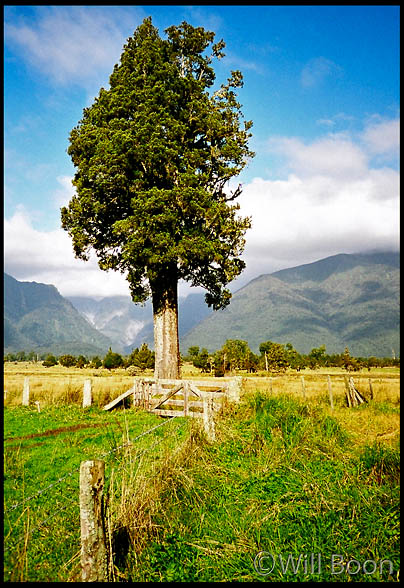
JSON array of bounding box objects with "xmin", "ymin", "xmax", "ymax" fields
[
  {"xmin": 42, "ymin": 354, "xmax": 58, "ymax": 368},
  {"xmin": 59, "ymin": 354, "xmax": 77, "ymax": 368},
  {"xmin": 103, "ymin": 348, "xmax": 124, "ymax": 370}
]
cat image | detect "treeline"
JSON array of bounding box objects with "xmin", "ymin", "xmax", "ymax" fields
[
  {"xmin": 182, "ymin": 340, "xmax": 400, "ymax": 375},
  {"xmin": 4, "ymin": 339, "xmax": 399, "ymax": 373},
  {"xmin": 3, "ymin": 344, "xmax": 155, "ymax": 371}
]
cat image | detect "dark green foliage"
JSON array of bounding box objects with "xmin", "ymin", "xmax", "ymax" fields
[
  {"xmin": 42, "ymin": 354, "xmax": 58, "ymax": 367},
  {"xmin": 61, "ymin": 17, "xmax": 254, "ymax": 311},
  {"xmin": 75, "ymin": 354, "xmax": 88, "ymax": 368},
  {"xmin": 192, "ymin": 347, "xmax": 211, "ymax": 372},
  {"xmin": 259, "ymin": 340, "xmax": 290, "ymax": 372},
  {"xmin": 126, "ymin": 343, "xmax": 155, "ymax": 370},
  {"xmin": 58, "ymin": 354, "xmax": 77, "ymax": 368},
  {"xmin": 102, "ymin": 348, "xmax": 124, "ymax": 370},
  {"xmin": 89, "ymin": 355, "xmax": 102, "ymax": 369}
]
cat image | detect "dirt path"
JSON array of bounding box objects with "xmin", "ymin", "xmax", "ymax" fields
[{"xmin": 4, "ymin": 422, "xmax": 106, "ymax": 442}]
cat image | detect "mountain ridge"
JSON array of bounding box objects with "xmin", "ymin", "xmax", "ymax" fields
[
  {"xmin": 181, "ymin": 251, "xmax": 400, "ymax": 357},
  {"xmin": 4, "ymin": 251, "xmax": 400, "ymax": 358},
  {"xmin": 4, "ymin": 273, "xmax": 117, "ymax": 356}
]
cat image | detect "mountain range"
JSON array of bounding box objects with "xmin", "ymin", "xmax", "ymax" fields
[
  {"xmin": 3, "ymin": 251, "xmax": 400, "ymax": 358},
  {"xmin": 181, "ymin": 251, "xmax": 400, "ymax": 357},
  {"xmin": 4, "ymin": 272, "xmax": 114, "ymax": 356},
  {"xmin": 67, "ymin": 292, "xmax": 212, "ymax": 354}
]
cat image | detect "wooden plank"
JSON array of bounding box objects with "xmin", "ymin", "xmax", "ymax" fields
[
  {"xmin": 188, "ymin": 383, "xmax": 202, "ymax": 398},
  {"xmin": 151, "ymin": 384, "xmax": 184, "ymax": 411},
  {"xmin": 103, "ymin": 387, "xmax": 134, "ymax": 411},
  {"xmin": 183, "ymin": 382, "xmax": 189, "ymax": 416},
  {"xmin": 153, "ymin": 409, "xmax": 202, "ymax": 418},
  {"xmin": 143, "ymin": 377, "xmax": 230, "ymax": 389},
  {"xmin": 152, "ymin": 399, "xmax": 204, "ymax": 409}
]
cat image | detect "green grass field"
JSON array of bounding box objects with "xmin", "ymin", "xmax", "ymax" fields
[{"xmin": 3, "ymin": 365, "xmax": 400, "ymax": 582}]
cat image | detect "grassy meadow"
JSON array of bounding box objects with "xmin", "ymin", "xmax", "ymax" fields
[{"xmin": 3, "ymin": 362, "xmax": 400, "ymax": 582}]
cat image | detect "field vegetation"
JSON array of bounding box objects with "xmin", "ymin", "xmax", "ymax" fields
[{"xmin": 3, "ymin": 362, "xmax": 400, "ymax": 582}]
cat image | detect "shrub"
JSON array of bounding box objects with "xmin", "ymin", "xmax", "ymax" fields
[
  {"xmin": 42, "ymin": 354, "xmax": 58, "ymax": 367},
  {"xmin": 59, "ymin": 354, "xmax": 76, "ymax": 368}
]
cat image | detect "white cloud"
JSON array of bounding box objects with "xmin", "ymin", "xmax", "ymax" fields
[
  {"xmin": 301, "ymin": 57, "xmax": 342, "ymax": 88},
  {"xmin": 4, "ymin": 117, "xmax": 400, "ymax": 299},
  {"xmin": 4, "ymin": 206, "xmax": 131, "ymax": 298},
  {"xmin": 4, "ymin": 6, "xmax": 144, "ymax": 87},
  {"xmin": 233, "ymin": 119, "xmax": 400, "ymax": 287},
  {"xmin": 361, "ymin": 117, "xmax": 400, "ymax": 158},
  {"xmin": 53, "ymin": 175, "xmax": 75, "ymax": 209},
  {"xmin": 267, "ymin": 134, "xmax": 368, "ymax": 182}
]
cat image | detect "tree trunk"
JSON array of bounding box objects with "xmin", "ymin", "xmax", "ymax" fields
[{"xmin": 151, "ymin": 267, "xmax": 181, "ymax": 380}]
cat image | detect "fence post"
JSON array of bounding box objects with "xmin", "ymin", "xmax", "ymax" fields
[
  {"xmin": 268, "ymin": 377, "xmax": 273, "ymax": 394},
  {"xmin": 301, "ymin": 376, "xmax": 306, "ymax": 400},
  {"xmin": 22, "ymin": 377, "xmax": 30, "ymax": 406},
  {"xmin": 80, "ymin": 460, "xmax": 108, "ymax": 582},
  {"xmin": 183, "ymin": 382, "xmax": 189, "ymax": 417},
  {"xmin": 368, "ymin": 378, "xmax": 374, "ymax": 400},
  {"xmin": 203, "ymin": 393, "xmax": 215, "ymax": 442},
  {"xmin": 132, "ymin": 379, "xmax": 138, "ymax": 407},
  {"xmin": 344, "ymin": 376, "xmax": 352, "ymax": 407},
  {"xmin": 327, "ymin": 375, "xmax": 334, "ymax": 410},
  {"xmin": 228, "ymin": 376, "xmax": 242, "ymax": 402},
  {"xmin": 83, "ymin": 379, "xmax": 92, "ymax": 408}
]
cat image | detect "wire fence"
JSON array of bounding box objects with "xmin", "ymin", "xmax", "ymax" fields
[{"xmin": 3, "ymin": 412, "xmax": 185, "ymax": 581}]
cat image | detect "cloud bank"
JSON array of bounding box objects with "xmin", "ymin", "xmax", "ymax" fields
[
  {"xmin": 4, "ymin": 6, "xmax": 143, "ymax": 87},
  {"xmin": 235, "ymin": 117, "xmax": 399, "ymax": 285},
  {"xmin": 4, "ymin": 117, "xmax": 399, "ymax": 298}
]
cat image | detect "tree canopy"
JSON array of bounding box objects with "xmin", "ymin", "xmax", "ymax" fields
[{"xmin": 61, "ymin": 17, "xmax": 254, "ymax": 311}]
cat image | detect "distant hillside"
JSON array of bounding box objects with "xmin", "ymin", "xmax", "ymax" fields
[
  {"xmin": 181, "ymin": 252, "xmax": 400, "ymax": 357},
  {"xmin": 4, "ymin": 251, "xmax": 399, "ymax": 358},
  {"xmin": 4, "ymin": 273, "xmax": 117, "ymax": 356},
  {"xmin": 68, "ymin": 292, "xmax": 212, "ymax": 353}
]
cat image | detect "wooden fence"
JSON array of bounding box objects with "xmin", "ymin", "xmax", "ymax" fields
[{"xmin": 103, "ymin": 377, "xmax": 242, "ymax": 416}]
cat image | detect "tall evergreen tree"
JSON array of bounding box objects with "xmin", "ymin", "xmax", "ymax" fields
[{"xmin": 61, "ymin": 17, "xmax": 254, "ymax": 378}]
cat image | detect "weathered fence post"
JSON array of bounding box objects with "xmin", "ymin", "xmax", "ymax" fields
[
  {"xmin": 183, "ymin": 382, "xmax": 189, "ymax": 417},
  {"xmin": 22, "ymin": 377, "xmax": 30, "ymax": 406},
  {"xmin": 228, "ymin": 376, "xmax": 242, "ymax": 402},
  {"xmin": 34, "ymin": 400, "xmax": 41, "ymax": 413},
  {"xmin": 301, "ymin": 376, "xmax": 306, "ymax": 400},
  {"xmin": 203, "ymin": 393, "xmax": 215, "ymax": 442},
  {"xmin": 344, "ymin": 376, "xmax": 352, "ymax": 407},
  {"xmin": 327, "ymin": 375, "xmax": 334, "ymax": 410},
  {"xmin": 132, "ymin": 379, "xmax": 138, "ymax": 407},
  {"xmin": 344, "ymin": 376, "xmax": 366, "ymax": 407},
  {"xmin": 368, "ymin": 378, "xmax": 374, "ymax": 400},
  {"xmin": 83, "ymin": 379, "xmax": 92, "ymax": 408},
  {"xmin": 80, "ymin": 460, "xmax": 108, "ymax": 582},
  {"xmin": 146, "ymin": 381, "xmax": 151, "ymax": 410}
]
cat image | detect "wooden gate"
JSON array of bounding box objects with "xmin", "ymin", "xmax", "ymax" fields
[{"xmin": 103, "ymin": 377, "xmax": 242, "ymax": 416}]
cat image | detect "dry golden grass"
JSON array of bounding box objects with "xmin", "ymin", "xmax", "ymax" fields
[
  {"xmin": 3, "ymin": 362, "xmax": 153, "ymax": 408},
  {"xmin": 3, "ymin": 363, "xmax": 400, "ymax": 451},
  {"xmin": 241, "ymin": 369, "xmax": 400, "ymax": 451}
]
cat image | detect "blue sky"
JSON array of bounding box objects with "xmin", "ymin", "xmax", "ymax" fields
[{"xmin": 4, "ymin": 5, "xmax": 400, "ymax": 298}]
